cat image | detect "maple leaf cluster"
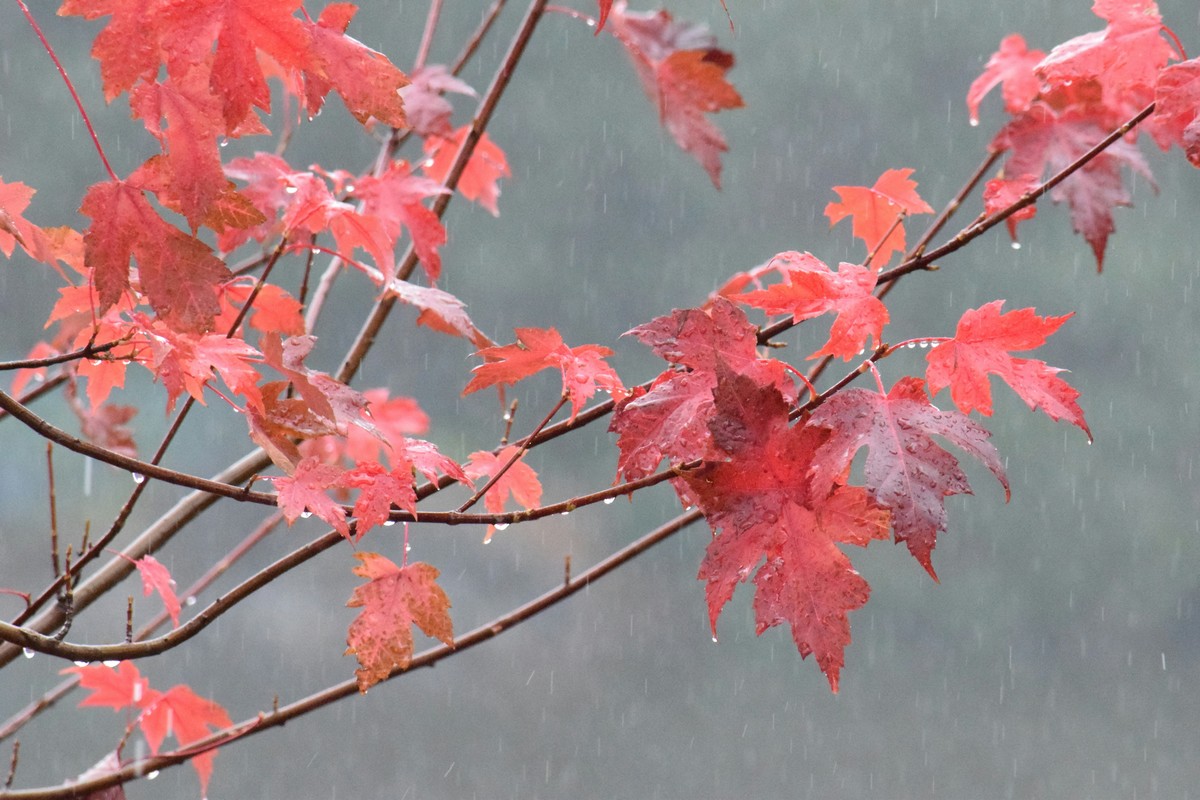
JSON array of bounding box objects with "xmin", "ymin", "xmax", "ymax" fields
[
  {"xmin": 64, "ymin": 661, "xmax": 233, "ymax": 795},
  {"xmin": 5, "ymin": 0, "xmax": 1200, "ymax": 793},
  {"xmin": 969, "ymin": 0, "xmax": 1200, "ymax": 269},
  {"xmin": 607, "ymin": 288, "xmax": 1086, "ymax": 690}
]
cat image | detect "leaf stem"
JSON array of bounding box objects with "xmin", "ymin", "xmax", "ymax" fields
[{"xmin": 13, "ymin": 0, "xmax": 117, "ymax": 183}]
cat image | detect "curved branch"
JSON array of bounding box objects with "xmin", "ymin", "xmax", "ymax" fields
[
  {"xmin": 0, "ymin": 341, "xmax": 122, "ymax": 372},
  {"xmin": 0, "ymin": 507, "xmax": 699, "ymax": 799},
  {"xmin": 0, "ymin": 386, "xmax": 278, "ymax": 506}
]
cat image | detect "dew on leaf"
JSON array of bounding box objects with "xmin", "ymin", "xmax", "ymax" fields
[
  {"xmin": 300, "ymin": 510, "xmax": 313, "ymax": 519},
  {"xmin": 1011, "ymin": 241, "xmax": 1022, "ymax": 250},
  {"xmin": 494, "ymin": 522, "xmax": 510, "ymax": 531},
  {"xmin": 102, "ymin": 660, "xmax": 120, "ymax": 668},
  {"xmin": 603, "ymin": 497, "xmax": 616, "ymax": 505},
  {"xmin": 22, "ymin": 648, "xmax": 34, "ymax": 659}
]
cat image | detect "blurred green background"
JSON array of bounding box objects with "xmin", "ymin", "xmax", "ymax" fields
[{"xmin": 1, "ymin": 1, "xmax": 1199, "ymax": 797}]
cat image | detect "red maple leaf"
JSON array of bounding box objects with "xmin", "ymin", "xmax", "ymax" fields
[
  {"xmin": 301, "ymin": 388, "xmax": 426, "ymax": 466},
  {"xmin": 925, "ymin": 300, "xmax": 1090, "ymax": 437},
  {"xmin": 223, "ymin": 153, "xmax": 399, "ymax": 279},
  {"xmin": 463, "ymin": 327, "xmax": 625, "ymax": 421},
  {"xmin": 464, "ymin": 446, "xmax": 541, "ymax": 541},
  {"xmin": 136, "ymin": 316, "xmax": 263, "ymax": 412},
  {"xmin": 350, "ymin": 389, "xmax": 429, "ymax": 464},
  {"xmin": 300, "ymin": 4, "xmax": 409, "ymax": 128},
  {"xmin": 1036, "ymin": 0, "xmax": 1173, "ymax": 110},
  {"xmin": 64, "ymin": 661, "xmax": 232, "ymax": 795},
  {"xmin": 341, "ymin": 462, "xmax": 417, "ymax": 538},
  {"xmin": 61, "ymin": 0, "xmax": 308, "ymax": 128},
  {"xmin": 245, "ymin": 381, "xmax": 340, "ymax": 470},
  {"xmin": 215, "ymin": 280, "xmax": 306, "ymax": 337},
  {"xmin": 80, "ymin": 179, "xmax": 232, "ymax": 332},
  {"xmin": 967, "ymin": 34, "xmax": 1046, "ymax": 125},
  {"xmin": 270, "ymin": 455, "xmax": 350, "ymax": 538},
  {"xmin": 421, "ymin": 126, "xmax": 511, "ymax": 216},
  {"xmin": 825, "ymin": 168, "xmax": 935, "ymax": 264},
  {"xmin": 261, "ymin": 333, "xmax": 373, "ymax": 436},
  {"xmin": 989, "ymin": 102, "xmax": 1153, "ymax": 270},
  {"xmin": 387, "ymin": 280, "xmax": 490, "ymax": 347},
  {"xmin": 0, "ymin": 178, "xmax": 65, "ymax": 271},
  {"xmin": 808, "ymin": 376, "xmax": 1010, "ymax": 578},
  {"xmin": 138, "ymin": 684, "xmax": 233, "ymax": 795},
  {"xmin": 75, "ymin": 401, "xmax": 139, "ymax": 459},
  {"xmin": 609, "ymin": 298, "xmax": 794, "ymax": 480},
  {"xmin": 135, "ymin": 554, "xmax": 181, "ymax": 627},
  {"xmin": 683, "ymin": 371, "xmax": 890, "ymax": 692},
  {"xmin": 220, "ymin": 152, "xmax": 331, "ymax": 249},
  {"xmin": 127, "ymin": 68, "xmax": 227, "ymax": 230},
  {"xmin": 345, "ymin": 554, "xmax": 454, "ymax": 692},
  {"xmin": 400, "ymin": 65, "xmax": 475, "ymax": 139},
  {"xmin": 982, "ymin": 173, "xmax": 1040, "ymax": 240},
  {"xmin": 608, "ymin": 2, "xmax": 744, "ymax": 187},
  {"xmin": 351, "ymin": 159, "xmax": 449, "ymax": 282},
  {"xmin": 62, "ymin": 661, "xmax": 151, "ymax": 710},
  {"xmin": 154, "ymin": 0, "xmax": 313, "ymax": 132},
  {"xmin": 737, "ymin": 251, "xmax": 889, "ymax": 360},
  {"xmin": 1149, "ymin": 58, "xmax": 1200, "ymax": 166},
  {"xmin": 334, "ymin": 435, "xmax": 467, "ymax": 539}
]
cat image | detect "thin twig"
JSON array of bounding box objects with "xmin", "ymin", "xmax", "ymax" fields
[
  {"xmin": 0, "ymin": 341, "xmax": 121, "ymax": 372},
  {"xmin": 457, "ymin": 396, "xmax": 565, "ymax": 513},
  {"xmin": 45, "ymin": 446, "xmax": 58, "ymax": 578},
  {"xmin": 414, "ymin": 0, "xmax": 444, "ymax": 71},
  {"xmin": 0, "ymin": 508, "xmax": 695, "ymax": 799},
  {"xmin": 0, "ymin": 513, "xmax": 284, "ymax": 742}
]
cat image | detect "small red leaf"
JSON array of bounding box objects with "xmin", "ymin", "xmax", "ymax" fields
[
  {"xmin": 738, "ymin": 251, "xmax": 889, "ymax": 361},
  {"xmin": 464, "ymin": 446, "xmax": 541, "ymax": 541},
  {"xmin": 345, "ymin": 554, "xmax": 454, "ymax": 692},
  {"xmin": 302, "ymin": 4, "xmax": 409, "ymax": 128},
  {"xmin": 61, "ymin": 661, "xmax": 153, "ymax": 711},
  {"xmin": 925, "ymin": 300, "xmax": 1090, "ymax": 438},
  {"xmin": 825, "ymin": 168, "xmax": 934, "ymax": 264},
  {"xmin": 464, "ymin": 327, "xmax": 624, "ymax": 421},
  {"xmin": 608, "ymin": 4, "xmax": 744, "ymax": 186},
  {"xmin": 138, "ymin": 684, "xmax": 233, "ymax": 795},
  {"xmin": 135, "ymin": 555, "xmax": 181, "ymax": 627},
  {"xmin": 967, "ymin": 34, "xmax": 1045, "ymax": 124},
  {"xmin": 271, "ymin": 455, "xmax": 350, "ymax": 538},
  {"xmin": 422, "ymin": 126, "xmax": 511, "ymax": 216}
]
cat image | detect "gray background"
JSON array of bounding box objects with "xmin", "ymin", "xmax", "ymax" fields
[{"xmin": 1, "ymin": 1, "xmax": 1199, "ymax": 797}]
